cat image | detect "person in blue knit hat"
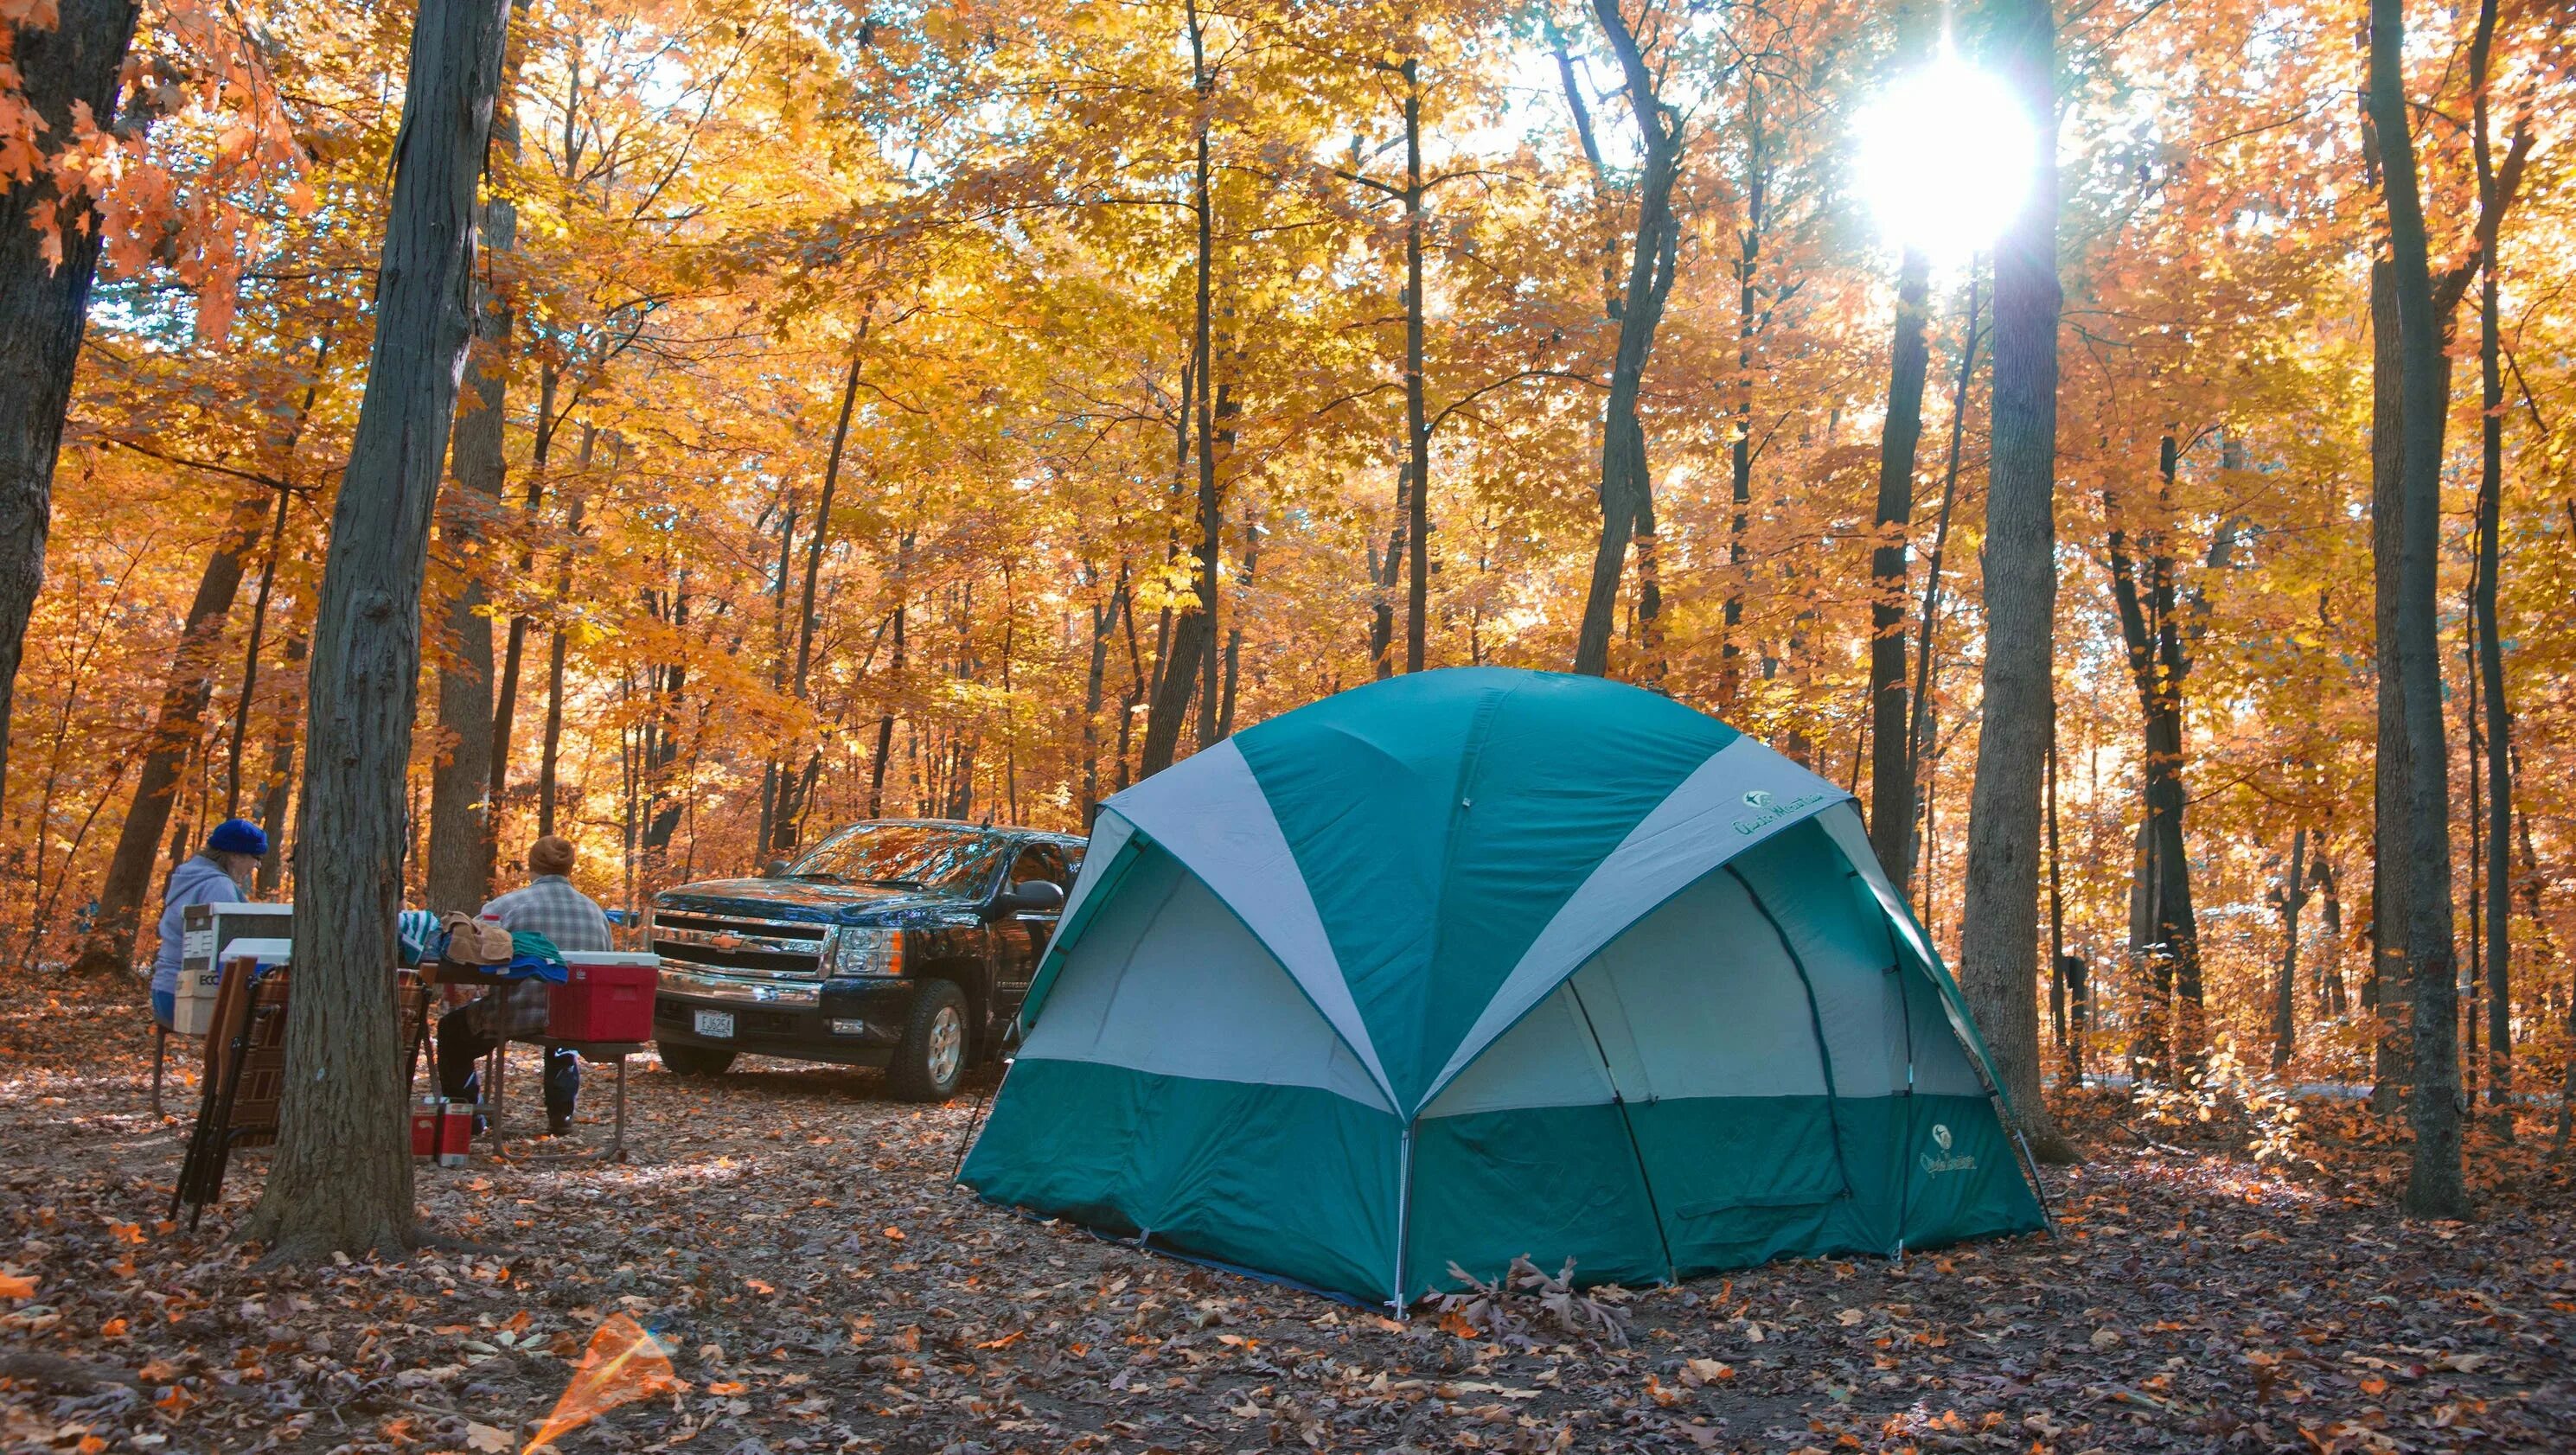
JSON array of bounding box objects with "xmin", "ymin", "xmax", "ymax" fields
[{"xmin": 149, "ymin": 819, "xmax": 268, "ymax": 1028}]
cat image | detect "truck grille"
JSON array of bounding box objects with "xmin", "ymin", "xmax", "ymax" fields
[{"xmin": 653, "ymin": 909, "xmax": 830, "ymax": 980}]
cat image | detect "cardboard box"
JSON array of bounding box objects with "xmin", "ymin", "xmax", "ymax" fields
[{"xmin": 175, "ymin": 903, "xmax": 291, "ymax": 1036}]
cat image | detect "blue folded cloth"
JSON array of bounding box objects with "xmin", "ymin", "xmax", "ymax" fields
[{"xmin": 502, "ymin": 929, "xmax": 567, "ymax": 984}]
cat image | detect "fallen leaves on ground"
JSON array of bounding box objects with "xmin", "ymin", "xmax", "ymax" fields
[{"xmin": 2, "ymin": 983, "xmax": 2571, "ymax": 1452}]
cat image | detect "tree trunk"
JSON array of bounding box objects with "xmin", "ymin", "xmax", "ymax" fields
[
  {"xmin": 1080, "ymin": 563, "xmax": 1125, "ymax": 821},
  {"xmin": 242, "ymin": 0, "xmax": 511, "ymax": 1261},
  {"xmin": 0, "ymin": 0, "xmax": 142, "ymax": 809},
  {"xmin": 1570, "ymin": 0, "xmax": 1682, "ymax": 679},
  {"xmin": 534, "ymin": 482, "xmax": 587, "ymax": 838},
  {"xmin": 489, "ymin": 356, "xmax": 562, "ymax": 804},
  {"xmin": 2102, "ymin": 435, "xmax": 2205, "ymax": 1075},
  {"xmin": 1868, "ymin": 247, "xmax": 1932, "ymax": 873},
  {"xmin": 70, "ymin": 489, "xmax": 270, "ymax": 975},
  {"xmin": 1904, "ymin": 274, "xmax": 1981, "ymax": 893},
  {"xmin": 2468, "ymin": 0, "xmax": 2512, "ymax": 1140},
  {"xmin": 425, "ymin": 170, "xmax": 519, "ymax": 913},
  {"xmin": 1953, "ymin": 0, "xmax": 2069, "ymax": 1160},
  {"xmin": 2046, "ymin": 715, "xmax": 2068, "ymax": 1071},
  {"xmin": 1219, "ymin": 501, "xmax": 1257, "ymax": 738},
  {"xmin": 1141, "ymin": 10, "xmax": 1220, "ymax": 775},
  {"xmin": 224, "ymin": 483, "xmax": 295, "ymax": 820},
  {"xmin": 2365, "ymin": 256, "xmax": 2411, "ymax": 1116},
  {"xmin": 1401, "ymin": 58, "xmax": 1430, "ymax": 675},
  {"xmin": 2367, "ymin": 0, "xmax": 2467, "ymax": 1218},
  {"xmin": 2273, "ymin": 827, "xmax": 2307, "ymax": 1073},
  {"xmin": 253, "ymin": 634, "xmax": 306, "ymax": 897},
  {"xmin": 2317, "ymin": 856, "xmax": 2347, "ymax": 1018},
  {"xmin": 226, "ymin": 339, "xmax": 329, "ymax": 820},
  {"xmin": 771, "ymin": 347, "xmax": 866, "ymax": 852}
]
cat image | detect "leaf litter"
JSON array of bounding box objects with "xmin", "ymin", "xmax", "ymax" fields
[{"xmin": 3, "ymin": 986, "xmax": 2571, "ymax": 1452}]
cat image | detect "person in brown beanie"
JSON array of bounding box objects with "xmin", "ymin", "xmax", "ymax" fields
[{"xmin": 438, "ymin": 836, "xmax": 612, "ymax": 1135}]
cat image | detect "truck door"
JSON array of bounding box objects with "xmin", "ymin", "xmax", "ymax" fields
[{"xmin": 992, "ymin": 843, "xmax": 1066, "ymax": 1019}]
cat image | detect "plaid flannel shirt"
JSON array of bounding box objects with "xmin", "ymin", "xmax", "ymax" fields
[{"xmin": 457, "ymin": 876, "xmax": 614, "ymax": 1040}]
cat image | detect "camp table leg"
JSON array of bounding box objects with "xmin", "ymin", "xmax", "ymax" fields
[
  {"xmin": 150, "ymin": 1024, "xmax": 166, "ymax": 1116},
  {"xmin": 607, "ymin": 1054, "xmax": 628, "ymax": 1165}
]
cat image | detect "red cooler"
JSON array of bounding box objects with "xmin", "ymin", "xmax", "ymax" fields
[{"xmin": 547, "ymin": 953, "xmax": 659, "ymax": 1042}]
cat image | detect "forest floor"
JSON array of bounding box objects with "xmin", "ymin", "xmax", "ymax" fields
[{"xmin": 3, "ymin": 978, "xmax": 2572, "ymax": 1455}]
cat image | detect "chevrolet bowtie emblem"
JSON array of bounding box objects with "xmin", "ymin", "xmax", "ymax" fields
[{"xmin": 709, "ymin": 933, "xmax": 745, "ymax": 951}]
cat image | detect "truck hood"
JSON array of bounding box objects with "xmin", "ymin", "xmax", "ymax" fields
[{"xmin": 653, "ymin": 877, "xmax": 970, "ymax": 926}]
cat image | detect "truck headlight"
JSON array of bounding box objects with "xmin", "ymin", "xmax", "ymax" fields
[{"xmin": 830, "ymin": 926, "xmax": 904, "ymax": 977}]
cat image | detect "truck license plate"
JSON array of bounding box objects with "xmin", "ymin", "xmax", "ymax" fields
[{"xmin": 693, "ymin": 1010, "xmax": 735, "ymax": 1038}]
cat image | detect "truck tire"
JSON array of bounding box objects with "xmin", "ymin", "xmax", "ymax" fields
[
  {"xmin": 656, "ymin": 1043, "xmax": 737, "ymax": 1077},
  {"xmin": 886, "ymin": 980, "xmax": 968, "ymax": 1102}
]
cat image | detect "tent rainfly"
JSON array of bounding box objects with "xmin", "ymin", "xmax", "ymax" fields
[{"xmin": 961, "ymin": 667, "xmax": 2045, "ymax": 1306}]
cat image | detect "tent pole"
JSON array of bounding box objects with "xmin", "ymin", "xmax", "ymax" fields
[{"xmin": 1390, "ymin": 1121, "xmax": 1413, "ymax": 1314}]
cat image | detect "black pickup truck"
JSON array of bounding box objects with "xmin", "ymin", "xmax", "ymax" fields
[{"xmin": 647, "ymin": 820, "xmax": 1083, "ymax": 1101}]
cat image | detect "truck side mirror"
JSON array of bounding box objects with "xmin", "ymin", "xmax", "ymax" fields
[
  {"xmin": 994, "ymin": 879, "xmax": 1065, "ymax": 915},
  {"xmin": 762, "ymin": 858, "xmax": 791, "ymax": 878}
]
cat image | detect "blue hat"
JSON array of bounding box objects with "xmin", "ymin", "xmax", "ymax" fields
[{"xmin": 207, "ymin": 818, "xmax": 269, "ymax": 857}]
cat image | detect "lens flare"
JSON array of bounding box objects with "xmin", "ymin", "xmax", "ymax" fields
[{"xmin": 1852, "ymin": 53, "xmax": 2040, "ymax": 257}]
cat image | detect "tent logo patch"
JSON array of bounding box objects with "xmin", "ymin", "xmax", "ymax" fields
[
  {"xmin": 1921, "ymin": 1122, "xmax": 1977, "ymax": 1175},
  {"xmin": 1732, "ymin": 788, "xmax": 1826, "ymax": 836}
]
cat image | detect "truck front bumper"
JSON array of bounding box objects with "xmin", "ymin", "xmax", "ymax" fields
[{"xmin": 651, "ymin": 970, "xmax": 918, "ymax": 1068}]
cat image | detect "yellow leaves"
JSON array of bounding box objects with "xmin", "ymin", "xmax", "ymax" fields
[{"xmin": 0, "ymin": 1271, "xmax": 34, "ymax": 1299}]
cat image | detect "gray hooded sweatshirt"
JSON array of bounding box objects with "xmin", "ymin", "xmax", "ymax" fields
[{"xmin": 151, "ymin": 855, "xmax": 243, "ymax": 996}]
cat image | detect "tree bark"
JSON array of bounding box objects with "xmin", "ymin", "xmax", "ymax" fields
[
  {"xmin": 242, "ymin": 0, "xmax": 511, "ymax": 1260},
  {"xmin": 1868, "ymin": 247, "xmax": 1932, "ymax": 873},
  {"xmin": 70, "ymin": 489, "xmax": 271, "ymax": 975},
  {"xmin": 1953, "ymin": 0, "xmax": 2069, "ymax": 1159},
  {"xmin": 2366, "ymin": 0, "xmax": 2467, "ymax": 1218},
  {"xmin": 0, "ymin": 0, "xmax": 142, "ymax": 809},
  {"xmin": 2365, "ymin": 256, "xmax": 2411, "ymax": 1115},
  {"xmin": 1570, "ymin": 0, "xmax": 1682, "ymax": 679}
]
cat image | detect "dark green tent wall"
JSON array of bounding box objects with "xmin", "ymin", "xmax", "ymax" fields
[{"xmin": 962, "ymin": 668, "xmax": 2045, "ymax": 1307}]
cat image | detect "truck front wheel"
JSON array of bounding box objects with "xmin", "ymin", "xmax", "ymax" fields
[
  {"xmin": 886, "ymin": 980, "xmax": 968, "ymax": 1102},
  {"xmin": 656, "ymin": 1043, "xmax": 737, "ymax": 1077}
]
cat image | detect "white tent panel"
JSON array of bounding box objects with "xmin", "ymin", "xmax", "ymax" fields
[
  {"xmin": 1420, "ymin": 984, "xmax": 1614, "ymax": 1118},
  {"xmin": 1018, "ymin": 848, "xmax": 1392, "ymax": 1113},
  {"xmin": 1729, "ymin": 827, "xmax": 1907, "ymax": 1099},
  {"xmin": 1104, "ymin": 738, "xmax": 1394, "ymax": 1103},
  {"xmin": 1568, "ymin": 870, "xmax": 1830, "ymax": 1101},
  {"xmin": 1424, "ymin": 737, "xmax": 1848, "ymax": 1108},
  {"xmin": 1813, "ymin": 804, "xmax": 1988, "ymax": 1098}
]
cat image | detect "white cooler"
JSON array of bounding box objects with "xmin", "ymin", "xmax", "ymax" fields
[{"xmin": 173, "ymin": 903, "xmax": 292, "ymax": 1036}]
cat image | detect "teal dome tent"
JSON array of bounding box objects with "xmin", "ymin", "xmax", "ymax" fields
[{"xmin": 961, "ymin": 667, "xmax": 2044, "ymax": 1306}]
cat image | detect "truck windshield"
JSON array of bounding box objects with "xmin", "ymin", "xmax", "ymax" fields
[{"xmin": 785, "ymin": 824, "xmax": 1005, "ymax": 896}]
